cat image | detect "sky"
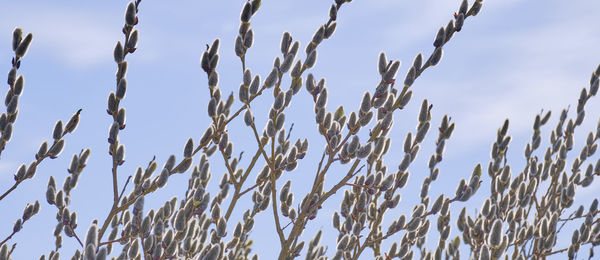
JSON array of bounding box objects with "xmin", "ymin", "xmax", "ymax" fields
[{"xmin": 0, "ymin": 0, "xmax": 599, "ymax": 259}]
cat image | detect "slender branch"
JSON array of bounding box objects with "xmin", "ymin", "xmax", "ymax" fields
[
  {"xmin": 118, "ymin": 176, "xmax": 132, "ymax": 204},
  {"xmin": 0, "ymin": 37, "xmax": 26, "ymax": 157},
  {"xmin": 72, "ymin": 231, "xmax": 84, "ymax": 248},
  {"xmin": 247, "ymin": 112, "xmax": 286, "ymax": 246},
  {"xmin": 140, "ymin": 235, "xmax": 148, "ymax": 260},
  {"xmin": 224, "ymin": 148, "xmax": 262, "ymax": 221},
  {"xmin": 211, "ymin": 115, "xmax": 238, "ymax": 186},
  {"xmin": 98, "ymin": 0, "xmax": 141, "ymax": 240},
  {"xmin": 98, "ymin": 236, "xmax": 129, "ymax": 247},
  {"xmin": 98, "ymin": 82, "xmax": 283, "ymax": 239},
  {"xmin": 541, "ymin": 247, "xmax": 568, "ymax": 257},
  {"xmin": 0, "ymin": 183, "xmax": 19, "ymax": 202},
  {"xmin": 279, "ymin": 158, "xmax": 362, "ymax": 259},
  {"xmin": 0, "ymin": 132, "xmax": 75, "ymax": 202},
  {"xmin": 110, "ymin": 151, "xmax": 119, "ymax": 204},
  {"xmin": 0, "ymin": 230, "xmax": 17, "ymax": 247}
]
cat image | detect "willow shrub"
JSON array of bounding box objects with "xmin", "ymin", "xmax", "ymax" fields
[{"xmin": 1, "ymin": 0, "xmax": 599, "ymax": 259}]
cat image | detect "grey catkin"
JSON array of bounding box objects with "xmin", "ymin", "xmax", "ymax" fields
[
  {"xmin": 273, "ymin": 92, "xmax": 285, "ymax": 111},
  {"xmin": 433, "ymin": 27, "xmax": 446, "ymax": 47},
  {"xmin": 65, "ymin": 109, "xmax": 82, "ymax": 134},
  {"xmin": 116, "ymin": 78, "xmax": 127, "ymax": 99},
  {"xmin": 265, "ymin": 67, "xmax": 278, "ymax": 87},
  {"xmin": 48, "ymin": 139, "xmax": 65, "ymax": 157},
  {"xmin": 360, "ymin": 92, "xmax": 371, "ymax": 113},
  {"xmin": 311, "ymin": 26, "xmax": 325, "ymax": 45},
  {"xmin": 113, "ymin": 41, "xmax": 124, "ymax": 64},
  {"xmin": 2, "ymin": 123, "xmax": 13, "ymax": 141},
  {"xmin": 244, "ymin": 29, "xmax": 254, "ymax": 48},
  {"xmin": 291, "ymin": 60, "xmax": 302, "ymax": 78},
  {"xmin": 156, "ymin": 168, "xmax": 168, "ymax": 188},
  {"xmin": 5, "ymin": 95, "xmax": 16, "ymax": 115},
  {"xmin": 52, "ymin": 120, "xmax": 63, "ymax": 140},
  {"xmin": 357, "ymin": 143, "xmax": 372, "ymax": 159},
  {"xmin": 324, "ymin": 22, "xmax": 337, "ymax": 39},
  {"xmin": 378, "ymin": 52, "xmax": 388, "ymax": 75},
  {"xmin": 488, "ymin": 219, "xmax": 503, "ymax": 247},
  {"xmin": 12, "ymin": 28, "xmax": 22, "ymax": 51},
  {"xmin": 430, "ymin": 195, "xmax": 444, "ymax": 214},
  {"xmin": 280, "ymin": 54, "xmax": 295, "ymax": 73},
  {"xmin": 3, "ymin": 1, "xmax": 599, "ymax": 259},
  {"xmin": 249, "ymin": 75, "xmax": 260, "ymax": 95},
  {"xmin": 280, "ymin": 32, "xmax": 291, "ymax": 55},
  {"xmin": 383, "ymin": 60, "xmax": 400, "ymax": 82},
  {"xmin": 240, "ymin": 2, "xmax": 252, "ymax": 22},
  {"xmin": 316, "ymin": 88, "xmax": 328, "ymax": 108},
  {"xmin": 360, "ymin": 111, "xmax": 373, "ymax": 126},
  {"xmin": 404, "ymin": 66, "xmax": 416, "ymax": 87},
  {"xmin": 398, "ymin": 90, "xmax": 412, "ymax": 108},
  {"xmin": 15, "ymin": 33, "xmax": 32, "ymax": 58},
  {"xmin": 95, "ymin": 248, "xmax": 107, "ymax": 260},
  {"xmin": 208, "ymin": 71, "xmax": 219, "ymax": 87},
  {"xmin": 115, "ymin": 145, "xmax": 125, "ymax": 163},
  {"xmin": 205, "ymin": 244, "xmax": 221, "ymax": 260},
  {"xmin": 84, "ymin": 224, "xmax": 98, "ymax": 253},
  {"xmin": 305, "ymin": 50, "xmax": 317, "ymax": 69},
  {"xmin": 415, "ymin": 121, "xmax": 430, "ymax": 143},
  {"xmin": 14, "ymin": 164, "xmax": 26, "ymax": 181},
  {"xmin": 209, "ymin": 54, "xmax": 219, "ymax": 70},
  {"xmin": 125, "ymin": 2, "xmax": 136, "ymax": 25},
  {"xmin": 13, "ymin": 75, "xmax": 24, "ymax": 95},
  {"xmin": 429, "ymin": 47, "xmax": 443, "ymax": 66},
  {"xmin": 107, "ymin": 92, "xmax": 117, "ymax": 113},
  {"xmin": 127, "ymin": 30, "xmax": 138, "ymax": 49},
  {"xmin": 244, "ymin": 109, "xmax": 254, "ymax": 126}
]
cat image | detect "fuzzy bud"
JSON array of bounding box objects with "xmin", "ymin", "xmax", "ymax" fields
[
  {"xmin": 15, "ymin": 33, "xmax": 33, "ymax": 58},
  {"xmin": 305, "ymin": 50, "xmax": 317, "ymax": 69},
  {"xmin": 125, "ymin": 2, "xmax": 137, "ymax": 26},
  {"xmin": 265, "ymin": 68, "xmax": 278, "ymax": 88},
  {"xmin": 429, "ymin": 47, "xmax": 443, "ymax": 66},
  {"xmin": 52, "ymin": 120, "xmax": 63, "ymax": 140},
  {"xmin": 48, "ymin": 139, "xmax": 65, "ymax": 158},
  {"xmin": 488, "ymin": 219, "xmax": 503, "ymax": 247},
  {"xmin": 116, "ymin": 78, "xmax": 127, "ymax": 99},
  {"xmin": 12, "ymin": 28, "xmax": 22, "ymax": 51},
  {"xmin": 113, "ymin": 41, "xmax": 124, "ymax": 64}
]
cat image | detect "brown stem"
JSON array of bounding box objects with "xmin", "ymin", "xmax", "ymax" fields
[
  {"xmin": 247, "ymin": 114, "xmax": 286, "ymax": 247},
  {"xmin": 542, "ymin": 247, "xmax": 568, "ymax": 257},
  {"xmin": 279, "ymin": 159, "xmax": 362, "ymax": 259},
  {"xmin": 224, "ymin": 148, "xmax": 262, "ymax": 221},
  {"xmin": 98, "ymin": 236, "xmax": 129, "ymax": 247},
  {"xmin": 72, "ymin": 231, "xmax": 84, "ymax": 248},
  {"xmin": 0, "ymin": 182, "xmax": 19, "ymax": 202},
  {"xmin": 140, "ymin": 235, "xmax": 148, "ymax": 260},
  {"xmin": 0, "ymin": 230, "xmax": 16, "ymax": 247},
  {"xmin": 118, "ymin": 176, "xmax": 132, "ymax": 203},
  {"xmin": 99, "ymin": 8, "xmax": 139, "ymax": 240},
  {"xmin": 0, "ymin": 137, "xmax": 69, "ymax": 202}
]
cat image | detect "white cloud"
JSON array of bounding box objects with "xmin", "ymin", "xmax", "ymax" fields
[
  {"xmin": 422, "ymin": 7, "xmax": 600, "ymax": 149},
  {"xmin": 375, "ymin": 0, "xmax": 527, "ymax": 50},
  {"xmin": 0, "ymin": 5, "xmax": 144, "ymax": 67},
  {"xmin": 0, "ymin": 161, "xmax": 18, "ymax": 182},
  {"xmin": 447, "ymin": 73, "xmax": 577, "ymax": 147}
]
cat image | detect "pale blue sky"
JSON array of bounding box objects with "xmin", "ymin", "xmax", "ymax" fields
[{"xmin": 1, "ymin": 0, "xmax": 599, "ymax": 259}]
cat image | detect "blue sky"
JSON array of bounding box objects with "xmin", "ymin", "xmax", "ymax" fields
[{"xmin": 1, "ymin": 0, "xmax": 599, "ymax": 259}]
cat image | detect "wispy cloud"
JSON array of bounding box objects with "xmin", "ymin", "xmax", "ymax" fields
[
  {"xmin": 0, "ymin": 161, "xmax": 17, "ymax": 181},
  {"xmin": 1, "ymin": 4, "xmax": 128, "ymax": 67},
  {"xmin": 374, "ymin": 0, "xmax": 526, "ymax": 51},
  {"xmin": 445, "ymin": 74, "xmax": 577, "ymax": 147},
  {"xmin": 422, "ymin": 7, "xmax": 600, "ymax": 149}
]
